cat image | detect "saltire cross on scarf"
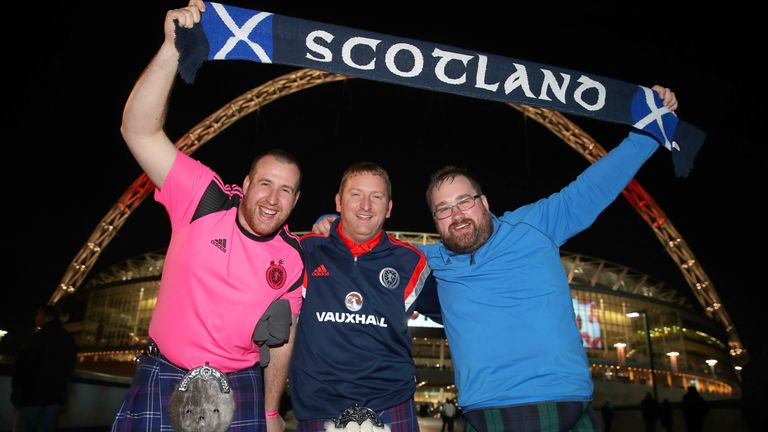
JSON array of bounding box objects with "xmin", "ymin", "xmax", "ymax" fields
[{"xmin": 176, "ymin": 2, "xmax": 705, "ymax": 177}]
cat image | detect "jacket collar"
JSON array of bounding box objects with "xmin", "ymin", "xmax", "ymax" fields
[{"xmin": 331, "ymin": 218, "xmax": 389, "ymax": 257}]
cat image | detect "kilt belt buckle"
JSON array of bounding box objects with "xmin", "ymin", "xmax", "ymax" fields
[
  {"xmin": 169, "ymin": 362, "xmax": 236, "ymax": 432},
  {"xmin": 177, "ymin": 362, "xmax": 231, "ymax": 393},
  {"xmin": 334, "ymin": 404, "xmax": 383, "ymax": 428}
]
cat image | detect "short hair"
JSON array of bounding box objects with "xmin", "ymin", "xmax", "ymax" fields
[
  {"xmin": 339, "ymin": 162, "xmax": 392, "ymax": 199},
  {"xmin": 37, "ymin": 304, "xmax": 61, "ymax": 321},
  {"xmin": 249, "ymin": 148, "xmax": 302, "ymax": 192},
  {"xmin": 425, "ymin": 165, "xmax": 483, "ymax": 209}
]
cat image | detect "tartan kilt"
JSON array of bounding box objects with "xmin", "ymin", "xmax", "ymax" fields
[
  {"xmin": 296, "ymin": 398, "xmax": 419, "ymax": 432},
  {"xmin": 112, "ymin": 354, "xmax": 265, "ymax": 431},
  {"xmin": 462, "ymin": 401, "xmax": 601, "ymax": 432}
]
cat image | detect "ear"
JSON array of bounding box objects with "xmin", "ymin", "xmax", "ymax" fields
[
  {"xmin": 293, "ymin": 190, "xmax": 301, "ymax": 208},
  {"xmin": 480, "ymin": 194, "xmax": 489, "ymax": 211},
  {"xmin": 335, "ymin": 193, "xmax": 342, "ymax": 213},
  {"xmin": 385, "ymin": 199, "xmax": 393, "ymax": 219},
  {"xmin": 242, "ymin": 175, "xmax": 251, "ymax": 194}
]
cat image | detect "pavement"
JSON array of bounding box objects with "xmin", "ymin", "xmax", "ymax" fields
[
  {"xmin": 417, "ymin": 416, "xmax": 465, "ymax": 432},
  {"xmin": 285, "ymin": 414, "xmax": 464, "ymax": 432}
]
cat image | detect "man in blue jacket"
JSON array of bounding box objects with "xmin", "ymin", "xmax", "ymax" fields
[{"xmin": 418, "ymin": 86, "xmax": 677, "ymax": 431}]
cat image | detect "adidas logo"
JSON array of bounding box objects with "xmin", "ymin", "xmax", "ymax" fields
[
  {"xmin": 211, "ymin": 238, "xmax": 227, "ymax": 253},
  {"xmin": 311, "ymin": 264, "xmax": 330, "ymax": 277}
]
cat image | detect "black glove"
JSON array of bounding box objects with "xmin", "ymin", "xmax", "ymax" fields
[{"xmin": 252, "ymin": 299, "xmax": 292, "ymax": 367}]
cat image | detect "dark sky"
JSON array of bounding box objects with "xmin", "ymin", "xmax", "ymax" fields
[{"xmin": 6, "ymin": 1, "xmax": 764, "ymax": 363}]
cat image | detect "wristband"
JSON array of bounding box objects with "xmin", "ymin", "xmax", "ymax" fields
[{"xmin": 266, "ymin": 410, "xmax": 280, "ymax": 419}]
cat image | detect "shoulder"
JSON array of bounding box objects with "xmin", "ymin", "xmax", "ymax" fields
[
  {"xmin": 415, "ymin": 241, "xmax": 440, "ymax": 258},
  {"xmin": 387, "ymin": 234, "xmax": 425, "ymax": 254},
  {"xmin": 168, "ymin": 152, "xmax": 222, "ymax": 189},
  {"xmin": 276, "ymin": 227, "xmax": 303, "ymax": 254},
  {"xmin": 499, "ymin": 204, "xmax": 538, "ymax": 224},
  {"xmin": 298, "ymin": 232, "xmax": 328, "ymax": 251},
  {"xmin": 386, "ymin": 234, "xmax": 429, "ymax": 263}
]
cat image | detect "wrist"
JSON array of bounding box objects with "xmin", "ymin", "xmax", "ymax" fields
[{"xmin": 265, "ymin": 410, "xmax": 280, "ymax": 419}]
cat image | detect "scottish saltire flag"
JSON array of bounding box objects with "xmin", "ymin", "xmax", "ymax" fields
[
  {"xmin": 631, "ymin": 86, "xmax": 680, "ymax": 151},
  {"xmin": 176, "ymin": 2, "xmax": 705, "ymax": 177},
  {"xmin": 202, "ymin": 3, "xmax": 273, "ymax": 62}
]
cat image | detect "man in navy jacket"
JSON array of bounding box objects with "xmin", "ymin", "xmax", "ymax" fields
[{"xmin": 290, "ymin": 162, "xmax": 440, "ymax": 432}]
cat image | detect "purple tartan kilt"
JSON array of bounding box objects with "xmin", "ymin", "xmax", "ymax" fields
[
  {"xmin": 297, "ymin": 399, "xmax": 419, "ymax": 432},
  {"xmin": 112, "ymin": 354, "xmax": 265, "ymax": 431}
]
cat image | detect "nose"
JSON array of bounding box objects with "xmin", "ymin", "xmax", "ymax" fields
[
  {"xmin": 266, "ymin": 187, "xmax": 279, "ymax": 204},
  {"xmin": 449, "ymin": 204, "xmax": 463, "ymax": 218},
  {"xmin": 360, "ymin": 195, "xmax": 372, "ymax": 210}
]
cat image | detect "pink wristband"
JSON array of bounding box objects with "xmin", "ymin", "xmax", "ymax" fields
[{"xmin": 266, "ymin": 410, "xmax": 280, "ymax": 419}]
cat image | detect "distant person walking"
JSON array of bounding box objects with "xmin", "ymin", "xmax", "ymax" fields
[
  {"xmin": 11, "ymin": 305, "xmax": 77, "ymax": 432},
  {"xmin": 601, "ymin": 400, "xmax": 615, "ymax": 432},
  {"xmin": 681, "ymin": 385, "xmax": 709, "ymax": 432},
  {"xmin": 740, "ymin": 344, "xmax": 768, "ymax": 432},
  {"xmin": 440, "ymin": 399, "xmax": 457, "ymax": 432},
  {"xmin": 641, "ymin": 392, "xmax": 659, "ymax": 432},
  {"xmin": 659, "ymin": 398, "xmax": 674, "ymax": 432}
]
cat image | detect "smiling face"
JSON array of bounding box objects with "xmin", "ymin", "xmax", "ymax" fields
[
  {"xmin": 429, "ymin": 174, "xmax": 492, "ymax": 254},
  {"xmin": 336, "ymin": 172, "xmax": 392, "ymax": 244},
  {"xmin": 238, "ymin": 155, "xmax": 301, "ymax": 237}
]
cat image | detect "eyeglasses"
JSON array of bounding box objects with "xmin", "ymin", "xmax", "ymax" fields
[{"xmin": 432, "ymin": 194, "xmax": 482, "ymax": 220}]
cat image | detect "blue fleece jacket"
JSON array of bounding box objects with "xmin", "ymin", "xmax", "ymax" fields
[{"xmin": 420, "ymin": 132, "xmax": 657, "ymax": 410}]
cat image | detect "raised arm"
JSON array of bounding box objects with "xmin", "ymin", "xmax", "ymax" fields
[
  {"xmin": 120, "ymin": 0, "xmax": 205, "ymax": 188},
  {"xmin": 508, "ymin": 85, "xmax": 678, "ymax": 245}
]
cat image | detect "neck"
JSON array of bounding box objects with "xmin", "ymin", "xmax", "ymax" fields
[{"xmin": 337, "ymin": 222, "xmax": 382, "ymax": 257}]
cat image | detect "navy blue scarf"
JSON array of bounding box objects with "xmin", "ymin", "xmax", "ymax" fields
[{"xmin": 176, "ymin": 2, "xmax": 704, "ymax": 177}]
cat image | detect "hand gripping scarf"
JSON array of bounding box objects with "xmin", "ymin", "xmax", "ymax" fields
[{"xmin": 175, "ymin": 2, "xmax": 704, "ymax": 177}]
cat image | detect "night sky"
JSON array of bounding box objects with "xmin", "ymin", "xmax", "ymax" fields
[{"xmin": 6, "ymin": 0, "xmax": 764, "ymax": 368}]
